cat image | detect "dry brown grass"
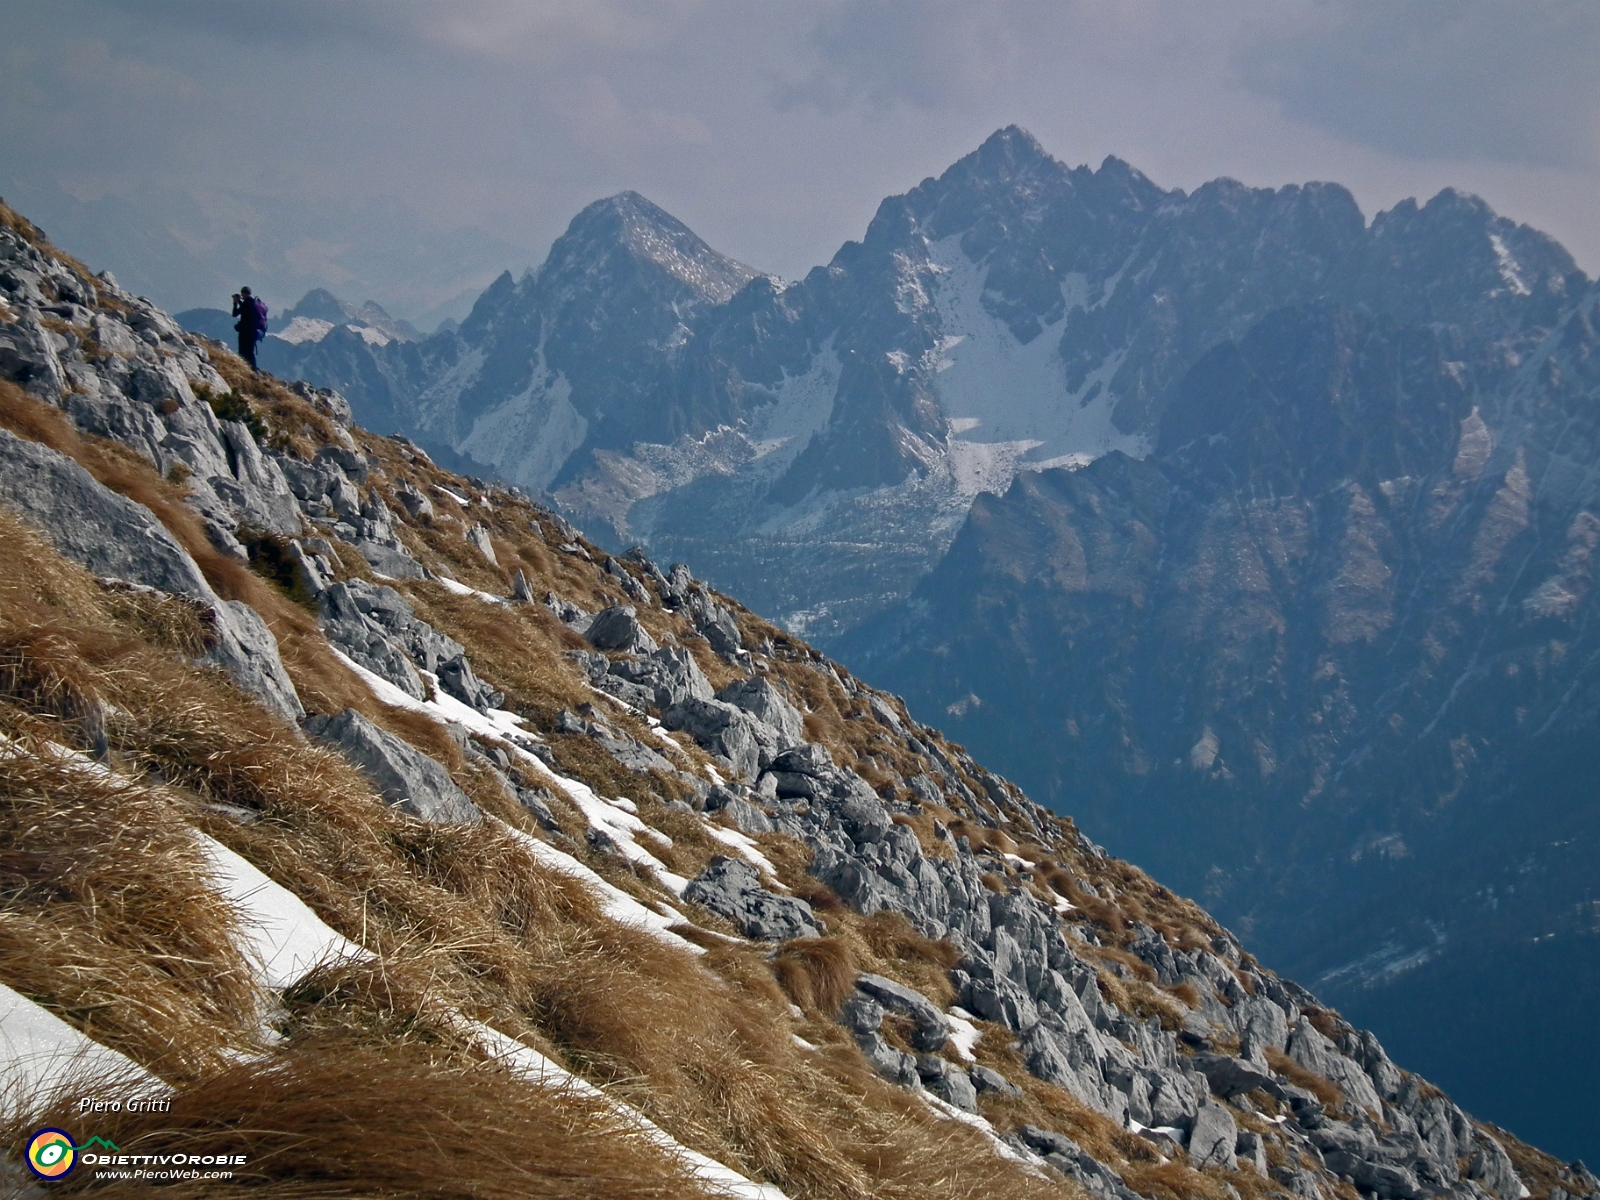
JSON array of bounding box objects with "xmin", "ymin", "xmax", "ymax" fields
[
  {"xmin": 7, "ymin": 1038, "xmax": 719, "ymax": 1199},
  {"xmin": 1264, "ymin": 1047, "xmax": 1344, "ymax": 1112},
  {"xmin": 772, "ymin": 937, "xmax": 859, "ymax": 1016},
  {"xmin": 1301, "ymin": 1005, "xmax": 1344, "ymax": 1040},
  {"xmin": 0, "ymin": 725, "xmax": 263, "ymax": 1080}
]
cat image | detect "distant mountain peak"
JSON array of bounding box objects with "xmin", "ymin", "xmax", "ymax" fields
[
  {"xmin": 550, "ymin": 190, "xmax": 761, "ymax": 306},
  {"xmin": 975, "ymin": 123, "xmax": 1049, "ymax": 163},
  {"xmin": 283, "ymin": 287, "xmax": 352, "ymax": 324}
]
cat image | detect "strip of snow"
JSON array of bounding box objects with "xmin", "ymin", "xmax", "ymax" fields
[
  {"xmin": 193, "ymin": 834, "xmax": 368, "ymax": 990},
  {"xmin": 492, "ymin": 820, "xmax": 703, "ymax": 955},
  {"xmin": 471, "ymin": 1021, "xmax": 789, "ymax": 1199},
  {"xmin": 518, "ymin": 757, "xmax": 686, "ymax": 892},
  {"xmin": 944, "ymin": 1008, "xmax": 982, "ymax": 1062},
  {"xmin": 331, "ymin": 650, "xmax": 689, "ymax": 895},
  {"xmin": 329, "ymin": 648, "xmax": 531, "ymax": 750},
  {"xmin": 0, "ymin": 981, "xmax": 168, "ymax": 1105},
  {"xmin": 647, "ymin": 724, "xmax": 688, "ymax": 755},
  {"xmin": 436, "ymin": 487, "xmax": 469, "ymax": 506},
  {"xmin": 920, "ymin": 1093, "xmax": 1039, "ymax": 1169},
  {"xmin": 1489, "ymin": 233, "xmax": 1532, "ymax": 296},
  {"xmin": 433, "ymin": 576, "xmax": 504, "ymax": 604}
]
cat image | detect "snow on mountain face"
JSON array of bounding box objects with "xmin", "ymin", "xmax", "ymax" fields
[
  {"xmin": 273, "ymin": 315, "xmax": 336, "ymax": 345},
  {"xmin": 925, "ymin": 234, "xmax": 1144, "ymax": 468},
  {"xmin": 455, "ymin": 347, "xmax": 585, "ymax": 492}
]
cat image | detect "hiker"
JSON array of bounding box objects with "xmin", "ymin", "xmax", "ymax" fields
[{"xmin": 231, "ymin": 286, "xmax": 268, "ymax": 370}]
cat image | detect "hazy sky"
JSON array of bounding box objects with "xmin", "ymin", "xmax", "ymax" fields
[{"xmin": 3, "ymin": 0, "xmax": 1598, "ymax": 322}]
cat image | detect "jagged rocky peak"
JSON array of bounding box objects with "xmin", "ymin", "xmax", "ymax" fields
[
  {"xmin": 283, "ymin": 287, "xmax": 355, "ymax": 324},
  {"xmin": 272, "ymin": 289, "xmax": 418, "ymax": 345},
  {"xmin": 542, "ymin": 189, "xmax": 762, "ymax": 308}
]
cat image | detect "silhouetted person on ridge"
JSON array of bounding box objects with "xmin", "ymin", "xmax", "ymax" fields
[{"xmin": 231, "ymin": 286, "xmax": 268, "ymax": 370}]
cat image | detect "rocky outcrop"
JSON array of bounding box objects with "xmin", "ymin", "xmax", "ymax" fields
[
  {"xmin": 0, "ymin": 429, "xmax": 302, "ymax": 724},
  {"xmin": 682, "ymin": 856, "xmax": 816, "ymax": 942},
  {"xmin": 304, "ymin": 708, "xmax": 480, "ymax": 825},
  {"xmin": 316, "ymin": 577, "xmax": 503, "ymax": 712}
]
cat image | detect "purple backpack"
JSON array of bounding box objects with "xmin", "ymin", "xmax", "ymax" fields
[{"xmin": 252, "ymin": 296, "xmax": 269, "ymax": 335}]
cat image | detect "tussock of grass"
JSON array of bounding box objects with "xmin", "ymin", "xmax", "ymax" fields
[
  {"xmin": 7, "ymin": 1039, "xmax": 718, "ymax": 1200},
  {"xmin": 772, "ymin": 937, "xmax": 858, "ymax": 1016},
  {"xmin": 0, "ymin": 723, "xmax": 262, "ymax": 1080}
]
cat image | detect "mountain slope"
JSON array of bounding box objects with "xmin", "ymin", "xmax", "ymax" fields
[{"xmin": 3, "ymin": 199, "xmax": 1593, "ymax": 1197}]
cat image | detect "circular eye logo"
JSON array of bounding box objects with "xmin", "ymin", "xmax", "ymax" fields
[{"xmin": 27, "ymin": 1128, "xmax": 77, "ymax": 1179}]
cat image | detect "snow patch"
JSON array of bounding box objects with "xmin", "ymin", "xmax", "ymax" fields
[
  {"xmin": 194, "ymin": 834, "xmax": 368, "ymax": 990},
  {"xmin": 704, "ymin": 823, "xmax": 779, "ymax": 878},
  {"xmin": 945, "ymin": 1008, "xmax": 982, "ymax": 1062},
  {"xmin": 272, "ymin": 316, "xmax": 335, "ymax": 345},
  {"xmin": 926, "ymin": 234, "xmax": 1144, "ymax": 466},
  {"xmin": 434, "ymin": 575, "xmax": 504, "ymax": 604},
  {"xmin": 459, "ymin": 349, "xmax": 588, "ymax": 492},
  {"xmin": 0, "ymin": 981, "xmax": 167, "ymax": 1103},
  {"xmin": 744, "ymin": 337, "xmax": 841, "ymax": 470}
]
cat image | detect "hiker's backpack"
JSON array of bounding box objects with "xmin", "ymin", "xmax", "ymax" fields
[{"xmin": 252, "ymin": 296, "xmax": 269, "ymax": 335}]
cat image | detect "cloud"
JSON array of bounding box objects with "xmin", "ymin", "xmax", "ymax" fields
[
  {"xmin": 559, "ymin": 75, "xmax": 713, "ymax": 150},
  {"xmin": 88, "ymin": 0, "xmax": 688, "ymax": 61},
  {"xmin": 776, "ymin": 0, "xmax": 1032, "ymax": 112},
  {"xmin": 1236, "ymin": 0, "xmax": 1600, "ymax": 170}
]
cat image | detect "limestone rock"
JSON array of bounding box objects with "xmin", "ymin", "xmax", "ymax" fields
[
  {"xmin": 683, "ymin": 856, "xmax": 816, "ymax": 942},
  {"xmin": 304, "ymin": 708, "xmax": 481, "ymax": 825},
  {"xmin": 585, "ymin": 605, "xmax": 658, "ymax": 655},
  {"xmin": 0, "ymin": 429, "xmax": 302, "ymax": 723},
  {"xmin": 854, "ymin": 973, "xmax": 947, "ymax": 1053},
  {"xmin": 1189, "ymin": 1101, "xmax": 1238, "ymax": 1169}
]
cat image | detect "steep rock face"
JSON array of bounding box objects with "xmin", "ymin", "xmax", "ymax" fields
[{"xmin": 844, "ymin": 289, "xmax": 1600, "ymax": 1159}]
